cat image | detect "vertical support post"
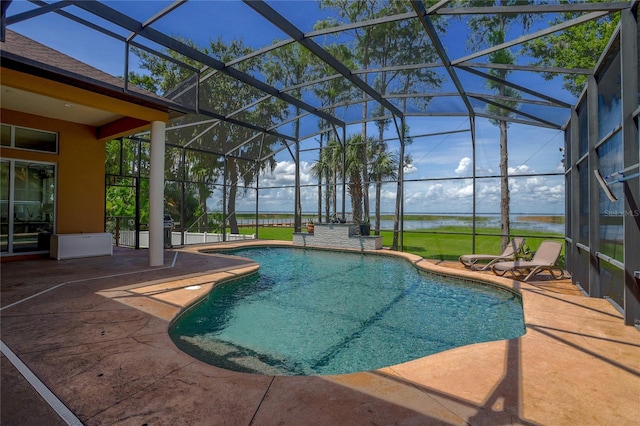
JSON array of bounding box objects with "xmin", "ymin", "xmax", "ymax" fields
[
  {"xmin": 255, "ymin": 160, "xmax": 260, "ymax": 239},
  {"xmin": 7, "ymin": 162, "xmax": 14, "ymax": 254},
  {"xmin": 223, "ymin": 156, "xmax": 228, "ymax": 242},
  {"xmin": 621, "ymin": 8, "xmax": 640, "ymax": 326},
  {"xmin": 149, "ymin": 120, "xmax": 166, "ymax": 267},
  {"xmin": 569, "ymin": 107, "xmax": 580, "ymax": 288},
  {"xmin": 135, "ymin": 139, "xmax": 141, "ymax": 250},
  {"xmin": 0, "ymin": 1, "xmax": 8, "ymax": 42},
  {"xmin": 124, "ymin": 42, "xmax": 130, "ymax": 93},
  {"xmin": 587, "ymin": 74, "xmax": 600, "ymax": 297},
  {"xmin": 294, "ymin": 138, "xmax": 301, "ymax": 233},
  {"xmin": 318, "ymin": 132, "xmax": 323, "ymax": 223},
  {"xmin": 255, "ymin": 133, "xmax": 266, "ymax": 238},
  {"xmin": 399, "ymin": 116, "xmax": 406, "ymax": 251},
  {"xmin": 341, "ymin": 126, "xmax": 347, "ymax": 221},
  {"xmin": 471, "ymin": 116, "xmax": 477, "ymax": 254},
  {"xmin": 390, "ymin": 115, "xmax": 405, "ymax": 251},
  {"xmin": 180, "ymin": 148, "xmax": 186, "ymax": 246}
]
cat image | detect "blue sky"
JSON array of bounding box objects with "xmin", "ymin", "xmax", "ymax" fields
[
  {"xmin": 6, "ymin": 0, "xmax": 572, "ymax": 215},
  {"xmin": 250, "ymin": 117, "xmax": 566, "ymax": 215}
]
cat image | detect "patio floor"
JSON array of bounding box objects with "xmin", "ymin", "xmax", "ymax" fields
[{"xmin": 1, "ymin": 242, "xmax": 639, "ymax": 425}]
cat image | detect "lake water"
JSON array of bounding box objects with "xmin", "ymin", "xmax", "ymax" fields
[
  {"xmin": 241, "ymin": 213, "xmax": 565, "ymax": 235},
  {"xmin": 383, "ymin": 216, "xmax": 565, "ymax": 234}
]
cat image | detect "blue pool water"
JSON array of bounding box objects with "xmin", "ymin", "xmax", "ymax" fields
[{"xmin": 169, "ymin": 247, "xmax": 525, "ymax": 376}]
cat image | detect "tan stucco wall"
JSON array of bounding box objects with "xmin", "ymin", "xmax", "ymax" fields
[{"xmin": 1, "ymin": 109, "xmax": 106, "ymax": 234}]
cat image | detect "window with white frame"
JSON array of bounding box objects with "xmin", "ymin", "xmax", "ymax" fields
[{"xmin": 0, "ymin": 123, "xmax": 58, "ymax": 153}]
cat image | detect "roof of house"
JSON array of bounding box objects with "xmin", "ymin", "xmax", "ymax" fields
[{"xmin": 1, "ymin": 29, "xmax": 185, "ymax": 116}]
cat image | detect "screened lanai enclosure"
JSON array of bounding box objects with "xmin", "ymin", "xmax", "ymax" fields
[{"xmin": 2, "ymin": 1, "xmax": 639, "ymax": 325}]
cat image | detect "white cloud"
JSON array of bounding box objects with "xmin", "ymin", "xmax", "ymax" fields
[
  {"xmin": 455, "ymin": 157, "xmax": 472, "ymax": 174},
  {"xmin": 508, "ymin": 164, "xmax": 533, "ymax": 175},
  {"xmin": 453, "ymin": 183, "xmax": 474, "ymax": 198},
  {"xmin": 404, "ymin": 163, "xmax": 418, "ymax": 175},
  {"xmin": 476, "ymin": 181, "xmax": 501, "ymax": 202},
  {"xmin": 453, "ymin": 156, "xmax": 494, "ymax": 176},
  {"xmin": 223, "ymin": 133, "xmax": 565, "ymax": 214},
  {"xmin": 425, "ymin": 183, "xmax": 444, "ymax": 198},
  {"xmin": 524, "ymin": 175, "xmax": 545, "ymax": 189},
  {"xmin": 380, "ymin": 186, "xmax": 398, "ymax": 201},
  {"xmin": 555, "ymin": 162, "xmax": 565, "ymax": 173},
  {"xmin": 260, "ymin": 160, "xmax": 313, "ymax": 187},
  {"xmin": 477, "ymin": 166, "xmax": 495, "ymax": 176}
]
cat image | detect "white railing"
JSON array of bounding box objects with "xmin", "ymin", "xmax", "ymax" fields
[{"xmin": 114, "ymin": 231, "xmax": 255, "ymax": 248}]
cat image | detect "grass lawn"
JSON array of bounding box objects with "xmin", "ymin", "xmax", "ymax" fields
[{"xmin": 240, "ymin": 225, "xmax": 564, "ymax": 264}]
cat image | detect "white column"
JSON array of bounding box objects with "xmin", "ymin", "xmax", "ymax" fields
[{"xmin": 149, "ymin": 120, "xmax": 166, "ymax": 267}]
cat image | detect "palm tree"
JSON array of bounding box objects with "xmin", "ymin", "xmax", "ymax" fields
[
  {"xmin": 311, "ymin": 43, "xmax": 358, "ymax": 222},
  {"xmin": 311, "ymin": 134, "xmax": 369, "ymax": 223},
  {"xmin": 369, "ymin": 147, "xmax": 398, "ymax": 235},
  {"xmin": 311, "ymin": 138, "xmax": 344, "ymax": 218},
  {"xmin": 319, "ymin": 0, "xmax": 444, "ymax": 250},
  {"xmin": 317, "ymin": 1, "xmax": 382, "ymax": 224},
  {"xmin": 345, "ymin": 134, "xmax": 368, "ymax": 223}
]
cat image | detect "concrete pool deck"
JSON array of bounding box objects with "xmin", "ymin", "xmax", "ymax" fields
[{"xmin": 1, "ymin": 241, "xmax": 639, "ymax": 425}]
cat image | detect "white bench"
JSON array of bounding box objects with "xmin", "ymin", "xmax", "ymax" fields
[{"xmin": 50, "ymin": 233, "xmax": 113, "ymax": 260}]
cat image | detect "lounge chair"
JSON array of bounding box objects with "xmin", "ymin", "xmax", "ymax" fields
[
  {"xmin": 459, "ymin": 237, "xmax": 525, "ymax": 271},
  {"xmin": 491, "ymin": 240, "xmax": 565, "ymax": 281}
]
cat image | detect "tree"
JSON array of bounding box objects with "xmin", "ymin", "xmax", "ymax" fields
[
  {"xmin": 195, "ymin": 39, "xmax": 285, "ymax": 234},
  {"xmin": 318, "ymin": 0, "xmax": 444, "ymax": 249},
  {"xmin": 130, "ymin": 41, "xmax": 222, "ymax": 232},
  {"xmin": 344, "ymin": 134, "xmax": 371, "ymax": 223},
  {"xmin": 264, "ymin": 42, "xmax": 318, "ymax": 232},
  {"xmin": 487, "ymin": 23, "xmax": 521, "ymax": 252},
  {"xmin": 523, "ymin": 12, "xmax": 620, "ymax": 96},
  {"xmin": 310, "ymin": 138, "xmax": 344, "ymax": 219},
  {"xmin": 464, "ymin": 0, "xmax": 533, "ymax": 252},
  {"xmin": 369, "ymin": 145, "xmax": 398, "ymax": 235},
  {"xmin": 105, "ymin": 138, "xmax": 150, "ymax": 245},
  {"xmin": 317, "ymin": 1, "xmax": 383, "ymax": 225},
  {"xmin": 131, "ymin": 37, "xmax": 286, "ymax": 234},
  {"xmin": 311, "ymin": 134, "xmax": 370, "ymax": 224},
  {"xmin": 310, "ymin": 42, "xmax": 359, "ymax": 221},
  {"xmin": 164, "ymin": 179, "xmax": 200, "ymax": 230}
]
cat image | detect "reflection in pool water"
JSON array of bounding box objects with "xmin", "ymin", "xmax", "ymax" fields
[{"xmin": 170, "ymin": 247, "xmax": 525, "ymax": 376}]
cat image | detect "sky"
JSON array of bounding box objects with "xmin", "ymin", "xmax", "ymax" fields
[
  {"xmin": 247, "ymin": 117, "xmax": 566, "ymax": 215},
  {"xmin": 5, "ymin": 0, "xmax": 574, "ymax": 215}
]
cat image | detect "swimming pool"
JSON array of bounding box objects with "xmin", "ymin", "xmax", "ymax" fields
[{"xmin": 169, "ymin": 247, "xmax": 525, "ymax": 376}]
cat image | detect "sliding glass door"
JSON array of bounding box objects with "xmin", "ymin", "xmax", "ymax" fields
[
  {"xmin": 1, "ymin": 159, "xmax": 56, "ymax": 255},
  {"xmin": 1, "ymin": 160, "xmax": 9, "ymax": 254}
]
